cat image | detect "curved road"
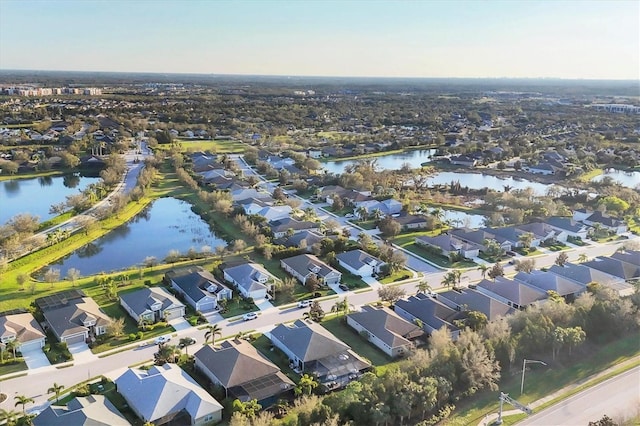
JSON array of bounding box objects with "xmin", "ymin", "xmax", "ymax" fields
[{"xmin": 518, "ymin": 366, "xmax": 640, "ymax": 425}]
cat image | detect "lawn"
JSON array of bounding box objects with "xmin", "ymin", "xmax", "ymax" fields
[
  {"xmin": 0, "ymin": 359, "xmax": 28, "ymax": 376},
  {"xmin": 333, "ymin": 265, "xmax": 369, "ymax": 290},
  {"xmin": 446, "ymin": 332, "xmax": 640, "ymax": 426},
  {"xmin": 253, "ymin": 335, "xmax": 301, "ymax": 383},
  {"xmin": 392, "ymin": 229, "xmax": 442, "ymax": 248},
  {"xmin": 320, "ymin": 316, "xmax": 393, "ymax": 369},
  {"xmin": 218, "ymin": 299, "xmax": 259, "ymax": 319},
  {"xmin": 379, "ymin": 269, "xmax": 412, "ymax": 284},
  {"xmin": 170, "ymin": 138, "xmax": 248, "ymax": 154},
  {"xmin": 352, "ymin": 220, "xmax": 377, "ymax": 230},
  {"xmin": 402, "ymin": 242, "xmax": 476, "ymax": 268}
]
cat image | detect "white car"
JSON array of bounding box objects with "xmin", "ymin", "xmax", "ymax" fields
[
  {"xmin": 297, "ymin": 300, "xmax": 312, "ymax": 308},
  {"xmin": 242, "ymin": 312, "xmax": 258, "ymax": 321},
  {"xmin": 154, "ymin": 335, "xmax": 172, "ymax": 345}
]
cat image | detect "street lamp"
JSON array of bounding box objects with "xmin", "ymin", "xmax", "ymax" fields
[{"xmin": 521, "ymin": 358, "xmax": 547, "ymax": 395}]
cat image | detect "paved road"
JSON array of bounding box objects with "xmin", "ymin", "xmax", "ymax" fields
[{"xmin": 518, "ymin": 366, "xmax": 640, "ymax": 425}]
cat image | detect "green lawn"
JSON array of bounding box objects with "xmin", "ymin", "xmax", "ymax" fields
[
  {"xmin": 352, "ymin": 220, "xmax": 377, "ymax": 230},
  {"xmin": 219, "ymin": 300, "xmax": 259, "ymax": 319},
  {"xmin": 170, "ymin": 138, "xmax": 248, "ymax": 153},
  {"xmin": 252, "ymin": 335, "xmax": 301, "ymax": 382},
  {"xmin": 379, "ymin": 269, "xmax": 412, "ymax": 284},
  {"xmin": 320, "ymin": 316, "xmax": 393, "ymax": 368},
  {"xmin": 0, "ymin": 359, "xmax": 28, "ymax": 376},
  {"xmin": 402, "ymin": 242, "xmax": 475, "ymax": 268},
  {"xmin": 392, "ymin": 229, "xmax": 441, "ymax": 248}
]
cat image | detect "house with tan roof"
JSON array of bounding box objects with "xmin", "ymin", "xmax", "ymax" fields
[
  {"xmin": 40, "ymin": 295, "xmax": 112, "ymax": 345},
  {"xmin": 0, "ymin": 312, "xmax": 46, "ymax": 352},
  {"xmin": 194, "ymin": 339, "xmax": 294, "ymax": 406}
]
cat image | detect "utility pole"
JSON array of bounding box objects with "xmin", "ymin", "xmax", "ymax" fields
[
  {"xmin": 521, "ymin": 358, "xmax": 547, "ymax": 395},
  {"xmin": 496, "ymin": 392, "xmax": 532, "ymax": 425}
]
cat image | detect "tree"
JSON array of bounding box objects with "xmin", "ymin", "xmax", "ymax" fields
[
  {"xmin": 578, "ymin": 253, "xmax": 589, "ymax": 263},
  {"xmin": 555, "ymin": 252, "xmax": 569, "ymax": 267},
  {"xmin": 514, "ymin": 258, "xmax": 536, "ymax": 273},
  {"xmin": 0, "ymin": 409, "xmax": 18, "ymax": 426},
  {"xmin": 378, "ymin": 217, "xmax": 401, "ymax": 238},
  {"xmin": 331, "ymin": 297, "xmax": 354, "ymax": 317},
  {"xmin": 387, "ymin": 250, "xmax": 407, "ymax": 274},
  {"xmin": 378, "ymin": 286, "xmax": 406, "ymax": 303},
  {"xmin": 16, "ymin": 273, "xmax": 28, "ymax": 291},
  {"xmin": 456, "ymin": 329, "xmax": 500, "ymax": 396},
  {"xmin": 295, "ymin": 374, "xmax": 319, "ymax": 396},
  {"xmin": 107, "ymin": 317, "xmax": 125, "ymax": 337},
  {"xmin": 232, "ymin": 398, "xmax": 262, "ymax": 418},
  {"xmin": 518, "ymin": 232, "xmax": 534, "ymax": 250},
  {"xmin": 588, "ymin": 415, "xmax": 617, "ymax": 426},
  {"xmin": 477, "ymin": 264, "xmax": 489, "ymax": 279},
  {"xmin": 466, "ymin": 311, "xmax": 488, "ymax": 331},
  {"xmin": 179, "ymin": 337, "xmax": 195, "ymax": 356},
  {"xmin": 14, "ymin": 395, "xmax": 34, "ymax": 414},
  {"xmin": 155, "ymin": 344, "xmax": 181, "ymax": 365},
  {"xmin": 305, "ymin": 274, "xmax": 320, "ymax": 293},
  {"xmin": 205, "ymin": 324, "xmax": 223, "ymax": 346},
  {"xmin": 416, "ymin": 280, "xmax": 432, "ymax": 294},
  {"xmin": 305, "ymin": 301, "xmax": 325, "ymax": 322},
  {"xmin": 43, "ymin": 268, "xmax": 61, "ymax": 287},
  {"xmin": 487, "ymin": 263, "xmax": 504, "ymax": 280},
  {"xmin": 442, "ymin": 269, "xmax": 462, "ymax": 289},
  {"xmin": 48, "ymin": 382, "xmax": 65, "ymax": 403},
  {"xmin": 66, "ymin": 268, "xmax": 81, "ymax": 287},
  {"xmin": 231, "ymin": 239, "xmax": 247, "ymax": 254}
]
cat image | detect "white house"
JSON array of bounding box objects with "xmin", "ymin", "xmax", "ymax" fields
[
  {"xmin": 223, "ymin": 263, "xmax": 275, "ymax": 300},
  {"xmin": 280, "ymin": 254, "xmax": 342, "ymax": 286},
  {"xmin": 0, "ymin": 312, "xmax": 46, "ymax": 353},
  {"xmin": 336, "ymin": 249, "xmax": 385, "ymax": 277},
  {"xmin": 120, "ymin": 287, "xmax": 186, "ymax": 324},
  {"xmin": 167, "ymin": 267, "xmax": 232, "ymax": 313}
]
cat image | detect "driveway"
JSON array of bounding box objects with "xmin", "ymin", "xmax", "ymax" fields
[
  {"xmin": 68, "ymin": 343, "xmax": 97, "ymax": 364},
  {"xmin": 22, "ymin": 347, "xmax": 51, "ymax": 370},
  {"xmin": 254, "ymin": 298, "xmax": 275, "ymax": 311},
  {"xmin": 168, "ymin": 317, "xmax": 192, "ymax": 331}
]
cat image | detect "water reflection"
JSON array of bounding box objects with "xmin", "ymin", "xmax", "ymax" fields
[{"xmin": 38, "ymin": 176, "xmax": 53, "ymax": 187}]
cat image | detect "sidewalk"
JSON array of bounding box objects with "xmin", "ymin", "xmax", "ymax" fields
[{"xmin": 478, "ymin": 355, "xmax": 640, "ymax": 425}]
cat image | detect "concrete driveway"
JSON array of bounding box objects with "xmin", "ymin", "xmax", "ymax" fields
[
  {"xmin": 168, "ymin": 317, "xmax": 192, "ymax": 331},
  {"xmin": 68, "ymin": 343, "xmax": 97, "ymax": 364},
  {"xmin": 22, "ymin": 347, "xmax": 51, "ymax": 370}
]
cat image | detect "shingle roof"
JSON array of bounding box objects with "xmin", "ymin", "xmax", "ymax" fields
[
  {"xmin": 223, "ymin": 263, "xmax": 273, "ymax": 294},
  {"xmin": 115, "ymin": 364, "xmax": 222, "ymax": 424},
  {"xmin": 0, "ymin": 312, "xmax": 45, "ymax": 344},
  {"xmin": 347, "ymin": 306, "xmax": 423, "ymax": 348},
  {"xmin": 336, "ymin": 250, "xmax": 383, "ymax": 271},
  {"xmin": 611, "ymin": 250, "xmax": 640, "ymax": 267},
  {"xmin": 33, "ymin": 395, "xmax": 128, "ymax": 426},
  {"xmin": 394, "ymin": 294, "xmax": 464, "ymax": 332},
  {"xmin": 43, "ymin": 297, "xmax": 111, "ymax": 338},
  {"xmin": 546, "ymin": 216, "xmax": 586, "ymax": 233},
  {"xmin": 168, "ymin": 267, "xmax": 230, "ymax": 303},
  {"xmin": 438, "ymin": 289, "xmax": 514, "ymax": 320},
  {"xmin": 514, "ymin": 271, "xmax": 584, "ymax": 296},
  {"xmin": 280, "ymin": 254, "xmax": 340, "ymax": 279},
  {"xmin": 120, "ymin": 287, "xmax": 185, "ymax": 317},
  {"xmin": 269, "ymin": 218, "xmax": 319, "ymax": 233},
  {"xmin": 194, "ymin": 340, "xmax": 293, "ymax": 401},
  {"xmin": 583, "ymin": 257, "xmax": 640, "ymax": 280},
  {"xmin": 477, "ymin": 277, "xmax": 547, "ymax": 306},
  {"xmin": 270, "ymin": 320, "xmax": 350, "ymax": 362}
]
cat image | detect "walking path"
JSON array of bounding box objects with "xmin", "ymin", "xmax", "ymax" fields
[{"xmin": 478, "ymin": 355, "xmax": 640, "ymax": 425}]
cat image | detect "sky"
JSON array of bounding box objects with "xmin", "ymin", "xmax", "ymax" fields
[{"xmin": 0, "ymin": 0, "xmax": 638, "ymax": 80}]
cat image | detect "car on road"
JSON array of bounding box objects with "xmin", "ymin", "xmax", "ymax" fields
[
  {"xmin": 297, "ymin": 300, "xmax": 312, "ymax": 308},
  {"xmin": 178, "ymin": 337, "xmax": 196, "ymax": 348},
  {"xmin": 154, "ymin": 334, "xmax": 172, "ymax": 345},
  {"xmin": 242, "ymin": 312, "xmax": 258, "ymax": 321},
  {"xmin": 338, "ymin": 284, "xmax": 350, "ymax": 292},
  {"xmin": 345, "ymin": 213, "xmax": 354, "ymax": 218}
]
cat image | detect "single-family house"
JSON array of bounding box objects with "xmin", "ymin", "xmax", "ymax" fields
[
  {"xmin": 0, "ymin": 312, "xmax": 46, "ymax": 352},
  {"xmin": 513, "ymin": 271, "xmax": 584, "ymax": 298},
  {"xmin": 394, "ymin": 213, "xmax": 428, "ymax": 230},
  {"xmin": 38, "ymin": 292, "xmax": 112, "ymax": 345},
  {"xmin": 415, "ymin": 234, "xmax": 480, "ymax": 259},
  {"xmin": 394, "ymin": 293, "xmax": 465, "ymax": 339},
  {"xmin": 245, "ymin": 205, "xmax": 292, "ymax": 222},
  {"xmin": 437, "ymin": 288, "xmax": 514, "ymax": 320},
  {"xmin": 516, "ymin": 222, "xmax": 564, "ymax": 243},
  {"xmin": 308, "ymin": 149, "xmax": 323, "ymax": 159},
  {"xmin": 120, "ymin": 287, "xmax": 186, "ymax": 324},
  {"xmin": 475, "ymin": 277, "xmax": 547, "ymax": 310},
  {"xmin": 319, "ymin": 185, "xmax": 349, "ymax": 204},
  {"xmin": 223, "ymin": 263, "xmax": 276, "ymax": 300},
  {"xmin": 275, "ymin": 230, "xmax": 326, "ymax": 251},
  {"xmin": 583, "ymin": 257, "xmax": 640, "ymax": 281},
  {"xmin": 336, "ymin": 249, "xmax": 386, "ymax": 277},
  {"xmin": 167, "ymin": 267, "xmax": 232, "ymax": 313},
  {"xmin": 545, "ymin": 217, "xmax": 589, "ymax": 240},
  {"xmin": 33, "ymin": 395, "xmax": 128, "ymax": 426},
  {"xmin": 194, "ymin": 339, "xmax": 294, "ymax": 406},
  {"xmin": 449, "ymin": 155, "xmax": 477, "ymax": 167},
  {"xmin": 583, "ymin": 211, "xmax": 628, "ymax": 234},
  {"xmin": 548, "ymin": 263, "xmax": 634, "ymax": 297},
  {"xmin": 280, "ymin": 254, "xmax": 342, "ymax": 286},
  {"xmin": 268, "ymin": 320, "xmax": 370, "ymax": 390},
  {"xmin": 116, "ymin": 363, "xmax": 223, "ymax": 425},
  {"xmin": 354, "ymin": 199, "xmax": 402, "ymax": 218},
  {"xmin": 346, "ymin": 306, "xmax": 423, "ymax": 357},
  {"xmin": 611, "ymin": 250, "xmax": 640, "ymax": 267},
  {"xmin": 268, "ymin": 217, "xmax": 320, "ymax": 238},
  {"xmin": 449, "ymin": 228, "xmax": 513, "ymax": 253}
]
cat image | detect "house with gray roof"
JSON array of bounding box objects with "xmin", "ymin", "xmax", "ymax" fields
[
  {"xmin": 336, "ymin": 249, "xmax": 386, "ymax": 277},
  {"xmin": 583, "ymin": 257, "xmax": 640, "ymax": 281},
  {"xmin": 33, "ymin": 395, "xmax": 127, "ymax": 426},
  {"xmin": 120, "ymin": 287, "xmax": 185, "ymax": 324},
  {"xmin": 280, "ymin": 254, "xmax": 342, "ymax": 286},
  {"xmin": 167, "ymin": 267, "xmax": 232, "ymax": 313},
  {"xmin": 548, "ymin": 263, "xmax": 633, "ymax": 297},
  {"xmin": 269, "ymin": 217, "xmax": 320, "ymax": 238},
  {"xmin": 0, "ymin": 312, "xmax": 46, "ymax": 353},
  {"xmin": 581, "ymin": 211, "xmax": 628, "ymax": 234},
  {"xmin": 545, "ymin": 217, "xmax": 589, "ymax": 240},
  {"xmin": 194, "ymin": 339, "xmax": 294, "ymax": 406},
  {"xmin": 475, "ymin": 277, "xmax": 547, "ymax": 310},
  {"xmin": 115, "ymin": 363, "xmax": 223, "ymax": 425},
  {"xmin": 449, "ymin": 228, "xmax": 513, "ymax": 253},
  {"xmin": 41, "ymin": 297, "xmax": 112, "ymax": 345},
  {"xmin": 275, "ymin": 230, "xmax": 326, "ymax": 251},
  {"xmin": 514, "ymin": 270, "xmax": 585, "ymax": 298},
  {"xmin": 347, "ymin": 306, "xmax": 423, "ymax": 357},
  {"xmin": 516, "ymin": 222, "xmax": 563, "ymax": 243},
  {"xmin": 415, "ymin": 234, "xmax": 479, "ymax": 259},
  {"xmin": 223, "ymin": 263, "xmax": 276, "ymax": 300},
  {"xmin": 611, "ymin": 250, "xmax": 640, "ymax": 267},
  {"xmin": 437, "ymin": 288, "xmax": 514, "ymax": 320},
  {"xmin": 394, "ymin": 213, "xmax": 428, "ymax": 230},
  {"xmin": 268, "ymin": 320, "xmax": 370, "ymax": 391},
  {"xmin": 394, "ymin": 293, "xmax": 465, "ymax": 339}
]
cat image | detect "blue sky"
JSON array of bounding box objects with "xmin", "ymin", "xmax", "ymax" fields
[{"xmin": 0, "ymin": 0, "xmax": 638, "ymax": 79}]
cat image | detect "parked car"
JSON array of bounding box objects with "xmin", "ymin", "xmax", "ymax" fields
[
  {"xmin": 242, "ymin": 312, "xmax": 258, "ymax": 321},
  {"xmin": 338, "ymin": 284, "xmax": 349, "ymax": 292},
  {"xmin": 297, "ymin": 300, "xmax": 312, "ymax": 308},
  {"xmin": 178, "ymin": 337, "xmax": 196, "ymax": 348},
  {"xmin": 154, "ymin": 335, "xmax": 172, "ymax": 345}
]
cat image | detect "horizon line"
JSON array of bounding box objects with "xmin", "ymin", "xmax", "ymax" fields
[{"xmin": 0, "ymin": 68, "xmax": 639, "ymax": 83}]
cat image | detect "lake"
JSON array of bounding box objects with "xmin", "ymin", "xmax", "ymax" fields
[
  {"xmin": 440, "ymin": 209, "xmax": 487, "ymax": 228},
  {"xmin": 427, "ymin": 172, "xmax": 550, "ymax": 195},
  {"xmin": 592, "ymin": 169, "xmax": 640, "ymax": 189},
  {"xmin": 323, "ymin": 149, "xmax": 437, "ymax": 174},
  {"xmin": 0, "ymin": 174, "xmax": 101, "ymax": 225},
  {"xmin": 45, "ymin": 197, "xmax": 227, "ymax": 277}
]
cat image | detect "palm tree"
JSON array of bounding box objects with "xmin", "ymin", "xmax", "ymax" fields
[
  {"xmin": 179, "ymin": 337, "xmax": 194, "ymax": 356},
  {"xmin": 295, "ymin": 374, "xmax": 318, "ymax": 396},
  {"xmin": 477, "ymin": 264, "xmax": 489, "ymax": 280},
  {"xmin": 155, "ymin": 344, "xmax": 182, "ymax": 365},
  {"xmin": 204, "ymin": 324, "xmax": 222, "ymax": 347},
  {"xmin": 48, "ymin": 382, "xmax": 65, "ymax": 403},
  {"xmin": 415, "ymin": 280, "xmax": 432, "ymax": 294},
  {"xmin": 331, "ymin": 297, "xmax": 354, "ymax": 317},
  {"xmin": 578, "ymin": 253, "xmax": 589, "ymax": 263},
  {"xmin": 5, "ymin": 340, "xmax": 19, "ymax": 360},
  {"xmin": 0, "ymin": 408, "xmax": 18, "ymax": 425},
  {"xmin": 14, "ymin": 395, "xmax": 34, "ymax": 414}
]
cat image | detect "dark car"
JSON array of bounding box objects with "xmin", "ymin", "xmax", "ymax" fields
[{"xmin": 338, "ymin": 284, "xmax": 349, "ymax": 292}]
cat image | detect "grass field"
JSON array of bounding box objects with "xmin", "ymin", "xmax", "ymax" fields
[{"xmin": 170, "ymin": 139, "xmax": 248, "ymax": 153}]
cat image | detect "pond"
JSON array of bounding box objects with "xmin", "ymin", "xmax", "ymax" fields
[
  {"xmin": 0, "ymin": 174, "xmax": 101, "ymax": 225},
  {"xmin": 45, "ymin": 197, "xmax": 227, "ymax": 277},
  {"xmin": 592, "ymin": 169, "xmax": 640, "ymax": 189},
  {"xmin": 426, "ymin": 172, "xmax": 550, "ymax": 196},
  {"xmin": 323, "ymin": 149, "xmax": 437, "ymax": 174},
  {"xmin": 440, "ymin": 209, "xmax": 487, "ymax": 229}
]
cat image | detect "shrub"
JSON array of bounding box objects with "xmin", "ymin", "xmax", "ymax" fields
[
  {"xmin": 128, "ymin": 333, "xmax": 137, "ymax": 341},
  {"xmin": 136, "ymin": 331, "xmax": 144, "ymax": 340},
  {"xmin": 75, "ymin": 384, "xmax": 90, "ymax": 397}
]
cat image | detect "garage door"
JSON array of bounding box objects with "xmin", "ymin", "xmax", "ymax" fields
[
  {"xmin": 64, "ymin": 334, "xmax": 86, "ymax": 345},
  {"xmin": 19, "ymin": 340, "xmax": 43, "ymax": 353},
  {"xmin": 198, "ymin": 301, "xmax": 215, "ymax": 312}
]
